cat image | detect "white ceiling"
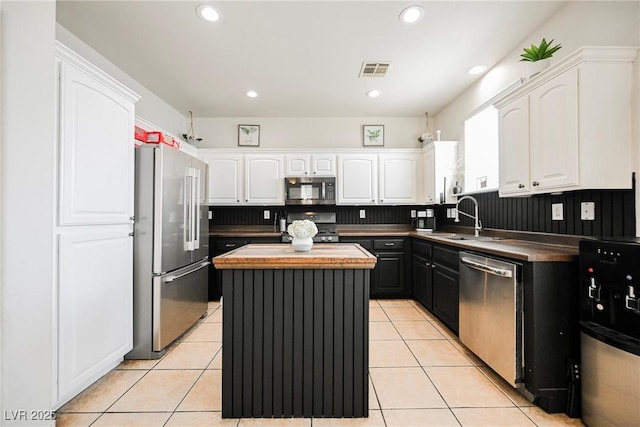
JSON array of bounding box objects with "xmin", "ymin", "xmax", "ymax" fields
[{"xmin": 56, "ymin": 1, "xmax": 566, "ymax": 118}]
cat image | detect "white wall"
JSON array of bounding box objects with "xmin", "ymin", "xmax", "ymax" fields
[
  {"xmin": 1, "ymin": 1, "xmax": 56, "ymax": 424},
  {"xmin": 194, "ymin": 116, "xmax": 427, "ymax": 149},
  {"xmin": 434, "ymin": 1, "xmax": 640, "ymax": 140},
  {"xmin": 56, "ymin": 24, "xmax": 187, "ymax": 138}
]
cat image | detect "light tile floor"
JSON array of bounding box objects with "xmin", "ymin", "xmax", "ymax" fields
[{"xmin": 57, "ymin": 299, "xmax": 585, "ymax": 427}]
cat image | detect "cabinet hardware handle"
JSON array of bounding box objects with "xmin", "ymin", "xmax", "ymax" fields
[
  {"xmin": 518, "ymin": 184, "xmax": 525, "ymax": 189},
  {"xmin": 384, "ymin": 242, "xmax": 394, "ymax": 246},
  {"xmin": 371, "ymin": 199, "xmax": 375, "ymax": 202},
  {"xmin": 246, "ymin": 199, "xmax": 248, "ymax": 202},
  {"xmin": 313, "ymin": 171, "xmax": 317, "ymax": 174},
  {"xmin": 532, "ymin": 181, "xmax": 539, "ymax": 186},
  {"xmin": 129, "ymin": 232, "xmax": 134, "ymax": 237},
  {"xmin": 237, "ymin": 199, "xmax": 240, "ymax": 203},
  {"xmin": 225, "ymin": 244, "xmax": 236, "ymax": 248},
  {"xmin": 129, "ymin": 216, "xmax": 135, "ymax": 221},
  {"xmin": 305, "ymin": 171, "xmax": 308, "ymax": 174}
]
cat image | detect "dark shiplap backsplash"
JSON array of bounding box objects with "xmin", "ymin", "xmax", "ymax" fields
[
  {"xmin": 210, "ymin": 188, "xmax": 636, "ymax": 237},
  {"xmin": 442, "ymin": 189, "xmax": 636, "ymax": 238}
]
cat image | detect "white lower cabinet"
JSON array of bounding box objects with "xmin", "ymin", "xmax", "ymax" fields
[{"xmin": 57, "ymin": 225, "xmax": 133, "ymax": 405}]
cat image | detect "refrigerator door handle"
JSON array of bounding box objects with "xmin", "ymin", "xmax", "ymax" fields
[
  {"xmin": 184, "ymin": 170, "xmax": 196, "ymax": 251},
  {"xmin": 164, "ymin": 260, "xmax": 210, "ymax": 282},
  {"xmin": 194, "ymin": 169, "xmax": 201, "ymax": 250}
]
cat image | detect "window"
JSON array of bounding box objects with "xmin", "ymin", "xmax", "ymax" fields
[{"xmin": 463, "ymin": 105, "xmax": 499, "ymax": 192}]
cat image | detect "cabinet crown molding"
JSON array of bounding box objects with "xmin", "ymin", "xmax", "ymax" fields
[
  {"xmin": 55, "ymin": 41, "xmax": 141, "ymax": 103},
  {"xmin": 494, "ymin": 46, "xmax": 639, "ymax": 108}
]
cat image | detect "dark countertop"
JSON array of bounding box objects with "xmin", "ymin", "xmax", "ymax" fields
[{"xmin": 209, "ymin": 224, "xmax": 579, "ymax": 262}]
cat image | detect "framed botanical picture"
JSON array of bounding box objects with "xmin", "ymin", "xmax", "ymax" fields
[
  {"xmin": 363, "ymin": 125, "xmax": 384, "ymax": 146},
  {"xmin": 238, "ymin": 125, "xmax": 260, "ymax": 147}
]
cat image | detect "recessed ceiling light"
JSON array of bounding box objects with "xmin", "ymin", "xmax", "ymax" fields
[
  {"xmin": 196, "ymin": 5, "xmax": 220, "ymax": 22},
  {"xmin": 468, "ymin": 65, "xmax": 488, "ymax": 75},
  {"xmin": 246, "ymin": 90, "xmax": 258, "ymax": 98},
  {"xmin": 366, "ymin": 90, "xmax": 381, "ymax": 98},
  {"xmin": 399, "ymin": 5, "xmax": 424, "ymax": 24}
]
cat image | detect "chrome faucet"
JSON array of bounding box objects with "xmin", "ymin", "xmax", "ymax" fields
[{"xmin": 454, "ymin": 195, "xmax": 482, "ymax": 237}]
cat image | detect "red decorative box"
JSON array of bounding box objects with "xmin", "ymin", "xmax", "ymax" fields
[{"xmin": 134, "ymin": 126, "xmax": 147, "ymax": 142}]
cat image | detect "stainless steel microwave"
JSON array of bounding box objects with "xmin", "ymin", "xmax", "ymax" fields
[{"xmin": 284, "ymin": 177, "xmax": 336, "ymax": 205}]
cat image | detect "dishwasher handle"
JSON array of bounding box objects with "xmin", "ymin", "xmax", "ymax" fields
[{"xmin": 460, "ymin": 256, "xmax": 513, "ymax": 278}]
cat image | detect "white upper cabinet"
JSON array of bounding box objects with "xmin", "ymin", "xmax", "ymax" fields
[
  {"xmin": 203, "ymin": 153, "xmax": 244, "ymax": 205},
  {"xmin": 378, "ymin": 154, "xmax": 418, "ymax": 204},
  {"xmin": 498, "ymin": 97, "xmax": 530, "ymax": 195},
  {"xmin": 285, "ymin": 154, "xmax": 336, "ymax": 176},
  {"xmin": 529, "ymin": 68, "xmax": 579, "ymax": 191},
  {"xmin": 496, "ymin": 47, "xmax": 637, "ymax": 197},
  {"xmin": 422, "ymin": 141, "xmax": 458, "ymax": 204},
  {"xmin": 337, "ymin": 155, "xmax": 377, "ymax": 205},
  {"xmin": 58, "ymin": 58, "xmax": 138, "ymax": 225},
  {"xmin": 245, "ymin": 155, "xmax": 284, "ymax": 205}
]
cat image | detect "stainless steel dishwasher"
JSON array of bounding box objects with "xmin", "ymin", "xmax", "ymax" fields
[{"xmin": 459, "ymin": 252, "xmax": 523, "ymax": 387}]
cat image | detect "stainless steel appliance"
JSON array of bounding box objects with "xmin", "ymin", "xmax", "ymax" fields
[
  {"xmin": 579, "ymin": 239, "xmax": 640, "ymax": 426},
  {"xmin": 284, "ymin": 177, "xmax": 336, "ymax": 205},
  {"xmin": 127, "ymin": 144, "xmax": 209, "ymax": 359},
  {"xmin": 281, "ymin": 211, "xmax": 339, "ymax": 243},
  {"xmin": 459, "ymin": 252, "xmax": 523, "ymax": 387}
]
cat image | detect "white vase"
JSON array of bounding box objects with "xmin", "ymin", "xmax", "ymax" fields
[
  {"xmin": 526, "ymin": 58, "xmax": 551, "ymax": 79},
  {"xmin": 291, "ymin": 236, "xmax": 313, "ymax": 252}
]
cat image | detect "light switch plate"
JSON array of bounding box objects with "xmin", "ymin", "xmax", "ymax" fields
[
  {"xmin": 417, "ymin": 211, "xmax": 427, "ymax": 218},
  {"xmin": 208, "ymin": 211, "xmax": 213, "ymax": 220},
  {"xmin": 447, "ymin": 208, "xmax": 457, "ymax": 219},
  {"xmin": 552, "ymin": 203, "xmax": 563, "ymax": 221},
  {"xmin": 581, "ymin": 202, "xmax": 595, "ymax": 221},
  {"xmin": 263, "ymin": 210, "xmax": 270, "ymax": 220},
  {"xmin": 359, "ymin": 209, "xmax": 366, "ymax": 219},
  {"xmin": 410, "ymin": 210, "xmax": 417, "ymax": 218}
]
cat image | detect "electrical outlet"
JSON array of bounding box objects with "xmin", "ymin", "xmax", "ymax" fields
[
  {"xmin": 447, "ymin": 208, "xmax": 457, "ymax": 218},
  {"xmin": 552, "ymin": 203, "xmax": 563, "ymax": 221},
  {"xmin": 417, "ymin": 211, "xmax": 427, "ymax": 218},
  {"xmin": 263, "ymin": 210, "xmax": 270, "ymax": 220},
  {"xmin": 410, "ymin": 210, "xmax": 417, "ymax": 218},
  {"xmin": 208, "ymin": 211, "xmax": 213, "ymax": 220},
  {"xmin": 359, "ymin": 209, "xmax": 366, "ymax": 219},
  {"xmin": 581, "ymin": 202, "xmax": 595, "ymax": 221}
]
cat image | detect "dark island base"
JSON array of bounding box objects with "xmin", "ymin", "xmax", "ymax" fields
[{"xmin": 221, "ymin": 269, "xmax": 370, "ymax": 418}]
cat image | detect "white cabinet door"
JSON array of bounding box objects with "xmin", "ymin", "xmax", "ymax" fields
[
  {"xmin": 311, "ymin": 154, "xmax": 336, "ymax": 176},
  {"xmin": 337, "ymin": 155, "xmax": 377, "ymax": 205},
  {"xmin": 379, "ymin": 154, "xmax": 418, "ymax": 204},
  {"xmin": 285, "ymin": 155, "xmax": 310, "ymax": 176},
  {"xmin": 59, "ymin": 61, "xmax": 135, "ymax": 225},
  {"xmin": 529, "ymin": 67, "xmax": 579, "ymax": 191},
  {"xmin": 57, "ymin": 225, "xmax": 133, "ymax": 404},
  {"xmin": 498, "ymin": 96, "xmax": 531, "ymax": 196},
  {"xmin": 205, "ymin": 154, "xmax": 244, "ymax": 205},
  {"xmin": 422, "ymin": 141, "xmax": 458, "ymax": 204},
  {"xmin": 245, "ymin": 155, "xmax": 284, "ymax": 205}
]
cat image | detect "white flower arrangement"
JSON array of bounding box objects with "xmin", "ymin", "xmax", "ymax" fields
[{"xmin": 287, "ymin": 220, "xmax": 318, "ymax": 239}]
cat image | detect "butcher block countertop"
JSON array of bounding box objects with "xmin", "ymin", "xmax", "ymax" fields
[{"xmin": 212, "ymin": 243, "xmax": 377, "ymax": 269}]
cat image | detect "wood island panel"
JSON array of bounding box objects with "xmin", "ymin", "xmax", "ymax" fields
[{"xmin": 213, "ymin": 243, "xmax": 377, "ymax": 269}]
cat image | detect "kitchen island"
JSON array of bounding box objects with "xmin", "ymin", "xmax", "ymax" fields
[{"xmin": 212, "ymin": 243, "xmax": 376, "ymax": 419}]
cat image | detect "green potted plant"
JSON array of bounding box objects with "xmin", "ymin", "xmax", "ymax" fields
[{"xmin": 520, "ymin": 38, "xmax": 562, "ymax": 78}]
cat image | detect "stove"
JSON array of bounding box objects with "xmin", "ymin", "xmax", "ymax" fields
[{"xmin": 281, "ymin": 212, "xmax": 340, "ymax": 243}]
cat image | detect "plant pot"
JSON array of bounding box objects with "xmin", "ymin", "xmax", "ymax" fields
[
  {"xmin": 291, "ymin": 236, "xmax": 313, "ymax": 252},
  {"xmin": 526, "ymin": 58, "xmax": 551, "ymax": 79}
]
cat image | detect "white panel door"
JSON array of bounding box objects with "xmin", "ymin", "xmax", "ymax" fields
[
  {"xmin": 285, "ymin": 155, "xmax": 310, "ymax": 176},
  {"xmin": 59, "ymin": 61, "xmax": 135, "ymax": 225},
  {"xmin": 205, "ymin": 154, "xmax": 244, "ymax": 205},
  {"xmin": 57, "ymin": 225, "xmax": 133, "ymax": 404},
  {"xmin": 529, "ymin": 68, "xmax": 579, "ymax": 191},
  {"xmin": 379, "ymin": 154, "xmax": 418, "ymax": 204},
  {"xmin": 498, "ymin": 96, "xmax": 531, "ymax": 196},
  {"xmin": 337, "ymin": 155, "xmax": 377, "ymax": 205},
  {"xmin": 245, "ymin": 155, "xmax": 284, "ymax": 205},
  {"xmin": 311, "ymin": 155, "xmax": 336, "ymax": 176}
]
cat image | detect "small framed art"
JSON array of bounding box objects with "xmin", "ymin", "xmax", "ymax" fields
[
  {"xmin": 363, "ymin": 125, "xmax": 384, "ymax": 146},
  {"xmin": 238, "ymin": 125, "xmax": 260, "ymax": 147}
]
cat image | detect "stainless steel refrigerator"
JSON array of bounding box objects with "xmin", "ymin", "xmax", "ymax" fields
[{"xmin": 127, "ymin": 144, "xmax": 209, "ymax": 359}]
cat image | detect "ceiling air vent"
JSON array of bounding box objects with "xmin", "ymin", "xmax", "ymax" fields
[{"xmin": 359, "ymin": 62, "xmax": 391, "ymax": 77}]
